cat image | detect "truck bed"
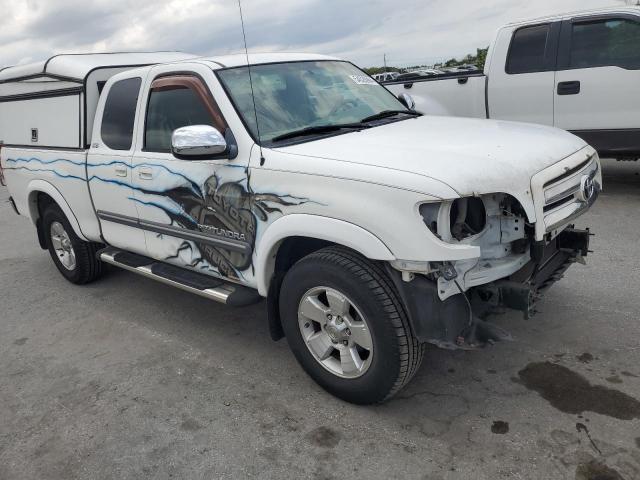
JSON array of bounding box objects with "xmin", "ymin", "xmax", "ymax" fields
[
  {"xmin": 1, "ymin": 146, "xmax": 101, "ymax": 242},
  {"xmin": 384, "ymin": 72, "xmax": 487, "ymax": 119}
]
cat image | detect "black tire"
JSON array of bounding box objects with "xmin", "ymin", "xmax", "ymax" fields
[
  {"xmin": 42, "ymin": 204, "xmax": 104, "ymax": 285},
  {"xmin": 279, "ymin": 246, "xmax": 425, "ymax": 404}
]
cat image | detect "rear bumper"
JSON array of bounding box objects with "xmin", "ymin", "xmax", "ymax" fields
[{"xmin": 388, "ymin": 227, "xmax": 591, "ymax": 348}]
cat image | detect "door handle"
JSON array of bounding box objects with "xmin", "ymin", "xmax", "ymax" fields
[
  {"xmin": 557, "ymin": 81, "xmax": 581, "ymax": 95},
  {"xmin": 138, "ymin": 167, "xmax": 153, "ymax": 180},
  {"xmin": 114, "ymin": 166, "xmax": 127, "ymax": 177}
]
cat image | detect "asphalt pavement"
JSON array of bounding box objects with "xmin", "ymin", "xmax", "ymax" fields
[{"xmin": 1, "ymin": 159, "xmax": 639, "ymax": 480}]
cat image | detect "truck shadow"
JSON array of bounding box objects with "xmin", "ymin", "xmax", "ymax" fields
[{"xmin": 600, "ymin": 158, "xmax": 640, "ymax": 194}]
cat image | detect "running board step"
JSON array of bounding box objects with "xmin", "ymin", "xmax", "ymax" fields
[{"xmin": 98, "ymin": 247, "xmax": 261, "ymax": 307}]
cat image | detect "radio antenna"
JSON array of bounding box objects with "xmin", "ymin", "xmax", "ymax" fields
[{"xmin": 237, "ymin": 0, "xmax": 265, "ymax": 164}]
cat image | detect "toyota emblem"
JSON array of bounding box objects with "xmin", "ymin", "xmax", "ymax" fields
[{"xmin": 577, "ymin": 175, "xmax": 595, "ymax": 202}]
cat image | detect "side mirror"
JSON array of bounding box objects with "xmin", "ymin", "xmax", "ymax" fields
[
  {"xmin": 397, "ymin": 93, "xmax": 415, "ymax": 110},
  {"xmin": 171, "ymin": 125, "xmax": 227, "ymax": 159}
]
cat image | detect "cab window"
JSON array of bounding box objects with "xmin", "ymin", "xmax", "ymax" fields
[
  {"xmin": 570, "ymin": 18, "xmax": 640, "ymax": 70},
  {"xmin": 144, "ymin": 76, "xmax": 226, "ymax": 153}
]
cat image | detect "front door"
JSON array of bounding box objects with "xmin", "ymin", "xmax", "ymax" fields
[
  {"xmin": 87, "ymin": 76, "xmax": 147, "ymax": 255},
  {"xmin": 130, "ymin": 70, "xmax": 254, "ymax": 282},
  {"xmin": 554, "ymin": 14, "xmax": 640, "ymax": 155}
]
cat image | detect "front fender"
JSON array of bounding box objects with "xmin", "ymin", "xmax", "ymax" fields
[
  {"xmin": 255, "ymin": 214, "xmax": 395, "ymax": 296},
  {"xmin": 26, "ymin": 179, "xmax": 88, "ymax": 241}
]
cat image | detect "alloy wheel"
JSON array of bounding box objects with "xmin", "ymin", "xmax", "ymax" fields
[{"xmin": 297, "ymin": 286, "xmax": 374, "ymax": 378}]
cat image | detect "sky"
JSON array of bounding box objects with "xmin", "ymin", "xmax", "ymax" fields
[{"xmin": 0, "ymin": 0, "xmax": 636, "ymax": 69}]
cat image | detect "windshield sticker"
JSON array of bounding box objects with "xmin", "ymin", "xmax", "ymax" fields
[{"xmin": 348, "ymin": 74, "xmax": 378, "ymax": 85}]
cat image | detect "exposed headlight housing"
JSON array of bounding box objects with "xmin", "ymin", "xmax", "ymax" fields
[
  {"xmin": 420, "ymin": 197, "xmax": 487, "ymax": 242},
  {"xmin": 418, "ymin": 202, "xmax": 441, "ymax": 237}
]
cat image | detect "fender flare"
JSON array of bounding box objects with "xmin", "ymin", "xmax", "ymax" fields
[
  {"xmin": 26, "ymin": 179, "xmax": 88, "ymax": 241},
  {"xmin": 255, "ymin": 214, "xmax": 395, "ymax": 296}
]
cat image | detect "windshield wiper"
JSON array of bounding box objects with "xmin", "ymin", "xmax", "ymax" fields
[
  {"xmin": 269, "ymin": 111, "xmax": 418, "ymax": 143},
  {"xmin": 271, "ymin": 123, "xmax": 369, "ymax": 142},
  {"xmin": 359, "ymin": 110, "xmax": 422, "ymax": 123}
]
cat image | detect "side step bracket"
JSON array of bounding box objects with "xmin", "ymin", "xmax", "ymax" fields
[{"xmin": 98, "ymin": 247, "xmax": 261, "ymax": 307}]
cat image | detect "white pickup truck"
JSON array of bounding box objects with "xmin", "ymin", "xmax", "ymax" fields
[
  {"xmin": 386, "ymin": 6, "xmax": 640, "ymax": 160},
  {"xmin": 0, "ymin": 52, "xmax": 600, "ymax": 404}
]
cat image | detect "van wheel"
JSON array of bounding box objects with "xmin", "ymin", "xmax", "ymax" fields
[
  {"xmin": 42, "ymin": 204, "xmax": 103, "ymax": 284},
  {"xmin": 279, "ymin": 246, "xmax": 425, "ymax": 404}
]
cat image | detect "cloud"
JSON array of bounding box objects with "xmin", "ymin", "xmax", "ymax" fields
[{"xmin": 0, "ymin": 0, "xmax": 632, "ymax": 68}]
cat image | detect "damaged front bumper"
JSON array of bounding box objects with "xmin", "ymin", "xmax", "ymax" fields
[
  {"xmin": 477, "ymin": 226, "xmax": 590, "ymax": 320},
  {"xmin": 387, "ymin": 226, "xmax": 591, "ymax": 349}
]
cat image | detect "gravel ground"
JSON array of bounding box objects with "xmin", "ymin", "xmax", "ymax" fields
[{"xmin": 1, "ymin": 159, "xmax": 639, "ymax": 480}]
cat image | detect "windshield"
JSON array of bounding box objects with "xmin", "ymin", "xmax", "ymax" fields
[{"xmin": 217, "ymin": 61, "xmax": 408, "ymax": 145}]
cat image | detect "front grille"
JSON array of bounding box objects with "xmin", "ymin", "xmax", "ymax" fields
[
  {"xmin": 530, "ymin": 148, "xmax": 600, "ymax": 241},
  {"xmin": 542, "ymin": 157, "xmax": 591, "ymax": 188},
  {"xmin": 539, "ymin": 154, "xmax": 599, "ymax": 234},
  {"xmin": 543, "ymin": 155, "xmax": 597, "ymax": 208},
  {"xmin": 543, "ymin": 195, "xmax": 574, "ymax": 213}
]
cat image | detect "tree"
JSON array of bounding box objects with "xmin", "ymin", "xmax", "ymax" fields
[
  {"xmin": 476, "ymin": 47, "xmax": 488, "ymax": 70},
  {"xmin": 362, "ymin": 45, "xmax": 490, "ymax": 73},
  {"xmin": 362, "ymin": 66, "xmax": 401, "ymax": 75}
]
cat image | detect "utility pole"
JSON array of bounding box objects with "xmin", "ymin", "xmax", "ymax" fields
[{"xmin": 383, "ymin": 53, "xmax": 387, "ymax": 73}]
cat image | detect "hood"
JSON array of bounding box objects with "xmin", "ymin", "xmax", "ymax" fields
[{"xmin": 275, "ymin": 115, "xmax": 587, "ymax": 197}]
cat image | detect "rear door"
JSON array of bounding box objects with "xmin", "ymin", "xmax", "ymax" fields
[
  {"xmin": 554, "ymin": 14, "xmax": 640, "ymax": 157},
  {"xmin": 87, "ymin": 76, "xmax": 147, "ymax": 254},
  {"xmin": 487, "ymin": 22, "xmax": 560, "ymax": 125},
  {"xmin": 130, "ymin": 65, "xmax": 254, "ymax": 282}
]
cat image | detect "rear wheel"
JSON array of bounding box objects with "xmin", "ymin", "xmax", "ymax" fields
[
  {"xmin": 42, "ymin": 204, "xmax": 103, "ymax": 284},
  {"xmin": 279, "ymin": 246, "xmax": 425, "ymax": 404}
]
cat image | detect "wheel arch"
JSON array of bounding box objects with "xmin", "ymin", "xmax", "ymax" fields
[
  {"xmin": 258, "ymin": 216, "xmax": 394, "ymax": 343},
  {"xmin": 27, "ymin": 180, "xmax": 88, "ymax": 245},
  {"xmin": 255, "ymin": 214, "xmax": 396, "ymax": 297}
]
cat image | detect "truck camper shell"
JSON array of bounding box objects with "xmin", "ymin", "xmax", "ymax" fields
[{"xmin": 0, "ymin": 52, "xmax": 196, "ymax": 149}]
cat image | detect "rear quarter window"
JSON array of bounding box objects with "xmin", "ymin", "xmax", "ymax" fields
[
  {"xmin": 506, "ymin": 24, "xmax": 551, "ymax": 74},
  {"xmin": 101, "ymin": 77, "xmax": 142, "ymax": 151}
]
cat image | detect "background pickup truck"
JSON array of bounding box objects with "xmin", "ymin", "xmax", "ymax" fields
[
  {"xmin": 0, "ymin": 52, "xmax": 599, "ymax": 404},
  {"xmin": 385, "ymin": 6, "xmax": 640, "ymax": 160}
]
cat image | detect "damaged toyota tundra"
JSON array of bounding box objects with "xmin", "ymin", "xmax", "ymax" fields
[{"xmin": 0, "ymin": 53, "xmax": 601, "ymax": 404}]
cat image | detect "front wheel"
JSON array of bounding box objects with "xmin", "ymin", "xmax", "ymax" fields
[{"xmin": 279, "ymin": 246, "xmax": 425, "ymax": 404}]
